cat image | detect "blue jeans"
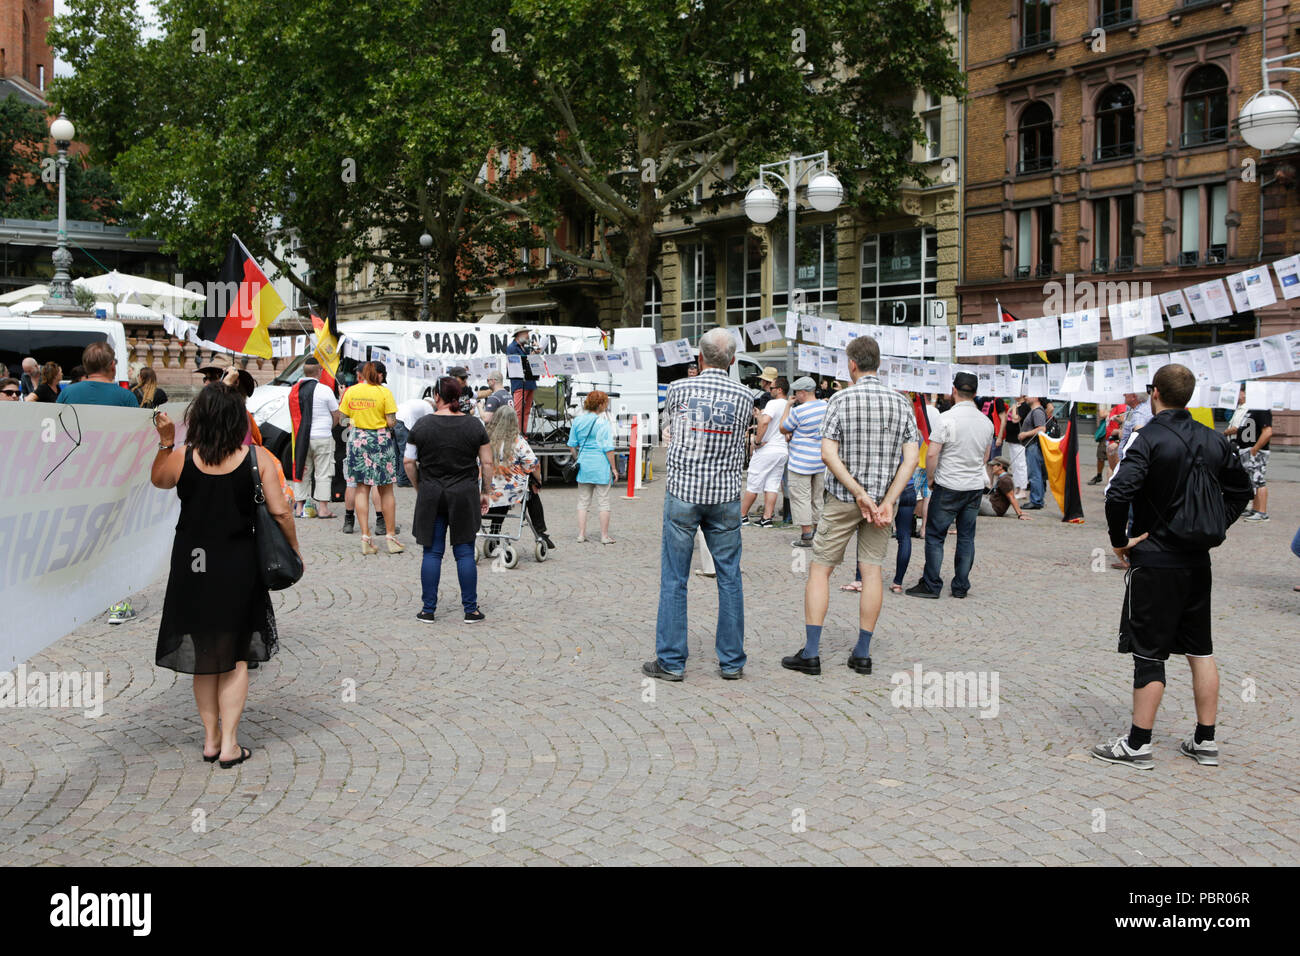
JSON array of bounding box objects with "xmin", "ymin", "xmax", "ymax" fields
[
  {"xmin": 894, "ymin": 484, "xmax": 918, "ymax": 586},
  {"xmin": 1291, "ymin": 524, "xmax": 1300, "ymax": 560},
  {"xmin": 921, "ymin": 484, "xmax": 982, "ymax": 596},
  {"xmin": 1025, "ymin": 440, "xmax": 1047, "ymax": 507},
  {"xmin": 420, "ymin": 512, "xmax": 477, "ymax": 615},
  {"xmin": 655, "ymin": 492, "xmax": 746, "ymax": 674}
]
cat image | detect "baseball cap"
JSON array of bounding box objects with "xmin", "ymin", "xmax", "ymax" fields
[
  {"xmin": 991, "ymin": 455, "xmax": 1011, "ymax": 470},
  {"xmin": 447, "ymin": 365, "xmax": 469, "ymax": 379},
  {"xmin": 953, "ymin": 371, "xmax": 978, "ymax": 393},
  {"xmin": 791, "ymin": 376, "xmax": 817, "ymax": 392},
  {"xmin": 759, "ymin": 366, "xmax": 779, "ymax": 383}
]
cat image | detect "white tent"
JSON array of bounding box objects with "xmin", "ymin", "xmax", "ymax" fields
[
  {"xmin": 6, "ymin": 297, "xmax": 163, "ymax": 320},
  {"xmin": 0, "ymin": 285, "xmax": 50, "ymax": 305},
  {"xmin": 76, "ymin": 270, "xmax": 206, "ymax": 316}
]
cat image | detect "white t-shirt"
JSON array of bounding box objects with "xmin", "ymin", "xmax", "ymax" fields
[
  {"xmin": 760, "ymin": 398, "xmax": 788, "ymax": 446},
  {"xmin": 397, "ymin": 398, "xmax": 435, "ymax": 430},
  {"xmin": 309, "ymin": 383, "xmax": 339, "ymax": 440},
  {"xmin": 931, "ymin": 400, "xmax": 995, "ymax": 492}
]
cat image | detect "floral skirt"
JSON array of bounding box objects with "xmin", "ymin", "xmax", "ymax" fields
[{"xmin": 346, "ymin": 427, "xmax": 398, "ymax": 487}]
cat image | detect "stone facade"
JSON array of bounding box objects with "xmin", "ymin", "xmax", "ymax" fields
[{"xmin": 960, "ymin": 0, "xmax": 1298, "ymax": 444}]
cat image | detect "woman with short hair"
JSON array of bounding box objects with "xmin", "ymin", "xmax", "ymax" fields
[
  {"xmin": 568, "ymin": 390, "xmax": 619, "ymax": 544},
  {"xmin": 149, "ymin": 384, "xmax": 298, "ymax": 769},
  {"xmin": 404, "ymin": 377, "xmax": 492, "ymax": 623},
  {"xmin": 339, "ymin": 361, "xmax": 401, "ymax": 554}
]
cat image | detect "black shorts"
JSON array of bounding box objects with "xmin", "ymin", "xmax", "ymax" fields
[{"xmin": 1118, "ymin": 565, "xmax": 1213, "ymax": 661}]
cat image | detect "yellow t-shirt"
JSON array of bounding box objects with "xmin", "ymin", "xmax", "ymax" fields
[{"xmin": 340, "ymin": 383, "xmax": 396, "ymax": 430}]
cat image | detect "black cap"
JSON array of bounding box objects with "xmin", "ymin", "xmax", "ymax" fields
[
  {"xmin": 447, "ymin": 365, "xmax": 469, "ymax": 379},
  {"xmin": 953, "ymin": 372, "xmax": 978, "ymax": 393}
]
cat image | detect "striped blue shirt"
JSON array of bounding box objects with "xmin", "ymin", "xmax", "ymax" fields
[{"xmin": 784, "ymin": 399, "xmax": 828, "ymax": 475}]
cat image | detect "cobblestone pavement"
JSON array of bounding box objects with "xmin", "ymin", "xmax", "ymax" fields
[{"xmin": 3, "ymin": 446, "xmax": 1298, "ymax": 866}]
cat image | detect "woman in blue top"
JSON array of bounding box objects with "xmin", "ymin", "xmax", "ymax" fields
[{"xmin": 567, "ymin": 390, "xmax": 619, "ymax": 544}]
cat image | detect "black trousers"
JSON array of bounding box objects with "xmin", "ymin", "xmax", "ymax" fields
[{"xmin": 488, "ymin": 491, "xmax": 548, "ymax": 535}]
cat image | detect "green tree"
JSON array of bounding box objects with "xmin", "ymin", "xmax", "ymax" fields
[{"xmin": 478, "ymin": 0, "xmax": 967, "ymax": 328}]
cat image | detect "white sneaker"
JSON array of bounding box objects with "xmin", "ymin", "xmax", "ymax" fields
[
  {"xmin": 107, "ymin": 601, "xmax": 136, "ymax": 625},
  {"xmin": 1180, "ymin": 737, "xmax": 1219, "ymax": 766},
  {"xmin": 1090, "ymin": 734, "xmax": 1154, "ymax": 769}
]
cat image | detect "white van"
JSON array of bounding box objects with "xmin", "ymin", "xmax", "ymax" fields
[
  {"xmin": 0, "ymin": 312, "xmax": 131, "ymax": 387},
  {"xmin": 248, "ymin": 321, "xmax": 660, "ymax": 442}
]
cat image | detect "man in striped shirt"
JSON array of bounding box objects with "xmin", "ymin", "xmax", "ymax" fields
[
  {"xmin": 780, "ymin": 376, "xmax": 828, "ymax": 548},
  {"xmin": 645, "ymin": 327, "xmax": 756, "ymax": 681}
]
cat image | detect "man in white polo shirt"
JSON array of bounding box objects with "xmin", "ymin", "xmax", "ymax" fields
[{"xmin": 906, "ymin": 372, "xmax": 994, "ymax": 600}]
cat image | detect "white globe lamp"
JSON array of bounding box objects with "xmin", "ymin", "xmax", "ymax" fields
[
  {"xmin": 743, "ymin": 184, "xmax": 781, "ymax": 224},
  {"xmin": 1238, "ymin": 90, "xmax": 1300, "ymax": 151},
  {"xmin": 806, "ymin": 171, "xmax": 843, "ymax": 211}
]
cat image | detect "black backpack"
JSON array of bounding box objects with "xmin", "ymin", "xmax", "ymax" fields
[{"xmin": 1142, "ymin": 420, "xmax": 1228, "ymax": 550}]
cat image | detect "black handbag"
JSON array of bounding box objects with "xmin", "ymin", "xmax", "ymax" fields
[
  {"xmin": 562, "ymin": 421, "xmax": 592, "ymax": 483},
  {"xmin": 249, "ymin": 449, "xmax": 304, "ymax": 590}
]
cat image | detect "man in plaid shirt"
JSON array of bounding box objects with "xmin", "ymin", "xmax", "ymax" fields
[
  {"xmin": 781, "ymin": 335, "xmax": 919, "ymax": 678},
  {"xmin": 645, "ymin": 327, "xmax": 756, "ymax": 681}
]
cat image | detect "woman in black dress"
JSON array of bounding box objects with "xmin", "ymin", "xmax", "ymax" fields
[
  {"xmin": 150, "ymin": 384, "xmax": 299, "ymax": 768},
  {"xmin": 402, "ymin": 376, "xmax": 492, "ymax": 624}
]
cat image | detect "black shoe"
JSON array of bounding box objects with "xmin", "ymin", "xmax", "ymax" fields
[
  {"xmin": 416, "ymin": 611, "xmax": 436, "ymax": 624},
  {"xmin": 719, "ymin": 667, "xmax": 743, "ymax": 680},
  {"xmin": 541, "ymin": 533, "xmax": 556, "ymax": 549},
  {"xmin": 463, "ymin": 610, "xmax": 486, "ymax": 623},
  {"xmin": 905, "ymin": 582, "xmax": 940, "ymax": 599},
  {"xmin": 341, "ymin": 514, "xmax": 355, "ymax": 534},
  {"xmin": 642, "ymin": 660, "xmax": 683, "ymax": 681},
  {"xmin": 847, "ymin": 655, "xmax": 872, "ymax": 675},
  {"xmin": 950, "ymin": 591, "xmax": 967, "ymax": 599},
  {"xmin": 1023, "ymin": 503, "xmax": 1043, "ymax": 510},
  {"xmin": 781, "ymin": 648, "xmax": 821, "ymax": 675},
  {"xmin": 757, "ymin": 517, "xmax": 774, "ymax": 528},
  {"xmin": 374, "ymin": 514, "xmax": 387, "ymax": 536},
  {"xmin": 1087, "ymin": 474, "xmax": 1103, "ymax": 485},
  {"xmin": 792, "ymin": 536, "xmax": 814, "ymax": 548}
]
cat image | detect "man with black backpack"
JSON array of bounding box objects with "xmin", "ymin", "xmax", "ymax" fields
[{"xmin": 1090, "ymin": 364, "xmax": 1253, "ymax": 771}]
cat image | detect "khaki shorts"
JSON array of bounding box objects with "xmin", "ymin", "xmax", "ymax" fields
[
  {"xmin": 577, "ymin": 481, "xmax": 612, "ymax": 513},
  {"xmin": 811, "ymin": 494, "xmax": 894, "ymax": 569},
  {"xmin": 787, "ymin": 470, "xmax": 825, "ymax": 527}
]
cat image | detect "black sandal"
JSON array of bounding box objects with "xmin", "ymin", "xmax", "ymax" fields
[
  {"xmin": 202, "ymin": 749, "xmax": 220, "ymax": 763},
  {"xmin": 218, "ymin": 746, "xmax": 251, "ymax": 769}
]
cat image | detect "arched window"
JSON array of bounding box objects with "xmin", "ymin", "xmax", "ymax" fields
[
  {"xmin": 1182, "ymin": 65, "xmax": 1228, "ymax": 147},
  {"xmin": 1018, "ymin": 102, "xmax": 1053, "ymax": 174},
  {"xmin": 1095, "ymin": 85, "xmax": 1135, "ymax": 161}
]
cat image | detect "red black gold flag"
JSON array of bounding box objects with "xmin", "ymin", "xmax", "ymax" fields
[
  {"xmin": 197, "ymin": 237, "xmax": 287, "ymax": 358},
  {"xmin": 1038, "ymin": 402, "xmax": 1085, "ymax": 523}
]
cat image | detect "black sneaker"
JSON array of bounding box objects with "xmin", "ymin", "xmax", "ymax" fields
[
  {"xmin": 415, "ymin": 611, "xmax": 436, "ymax": 624},
  {"xmin": 847, "ymin": 655, "xmax": 872, "ymax": 675},
  {"xmin": 780, "ymin": 648, "xmax": 821, "ymax": 675},
  {"xmin": 541, "ymin": 533, "xmax": 556, "ymax": 549},
  {"xmin": 950, "ymin": 590, "xmax": 967, "ymax": 599},
  {"xmin": 757, "ymin": 517, "xmax": 774, "ymax": 528},
  {"xmin": 341, "ymin": 514, "xmax": 355, "ymax": 534},
  {"xmin": 740, "ymin": 515, "xmax": 751, "ymax": 526},
  {"xmin": 463, "ymin": 610, "xmax": 486, "ymax": 623},
  {"xmin": 719, "ymin": 667, "xmax": 743, "ymax": 680},
  {"xmin": 905, "ymin": 582, "xmax": 940, "ymax": 599},
  {"xmin": 642, "ymin": 660, "xmax": 683, "ymax": 681},
  {"xmin": 791, "ymin": 536, "xmax": 813, "ymax": 548},
  {"xmin": 1087, "ymin": 474, "xmax": 1103, "ymax": 485},
  {"xmin": 374, "ymin": 514, "xmax": 387, "ymax": 536},
  {"xmin": 1089, "ymin": 734, "xmax": 1154, "ymax": 770}
]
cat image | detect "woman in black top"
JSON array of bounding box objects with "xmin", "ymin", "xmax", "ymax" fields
[
  {"xmin": 403, "ymin": 377, "xmax": 492, "ymax": 624},
  {"xmin": 149, "ymin": 384, "xmax": 299, "ymax": 769},
  {"xmin": 132, "ymin": 366, "xmax": 169, "ymax": 409},
  {"xmin": 26, "ymin": 362, "xmax": 60, "ymax": 402}
]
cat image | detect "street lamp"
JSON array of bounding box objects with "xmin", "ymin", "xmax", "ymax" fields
[
  {"xmin": 418, "ymin": 231, "xmax": 433, "ymax": 321},
  {"xmin": 743, "ymin": 152, "xmax": 842, "ymax": 316},
  {"xmin": 44, "ymin": 111, "xmax": 77, "ymax": 309},
  {"xmin": 1238, "ymin": 55, "xmax": 1300, "ymax": 150}
]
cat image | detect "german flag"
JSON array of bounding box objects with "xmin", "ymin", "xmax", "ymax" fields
[
  {"xmin": 198, "ymin": 237, "xmax": 287, "ymax": 358},
  {"xmin": 311, "ymin": 293, "xmax": 340, "ymax": 391},
  {"xmin": 1038, "ymin": 402, "xmax": 1085, "ymax": 522}
]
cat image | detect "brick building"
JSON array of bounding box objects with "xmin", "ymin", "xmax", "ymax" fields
[
  {"xmin": 959, "ymin": 0, "xmax": 1298, "ymax": 444},
  {"xmin": 0, "ymin": 0, "xmax": 52, "ymax": 95}
]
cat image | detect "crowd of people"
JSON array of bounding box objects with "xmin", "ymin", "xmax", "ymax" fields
[{"xmin": 18, "ymin": 330, "xmax": 1296, "ymax": 773}]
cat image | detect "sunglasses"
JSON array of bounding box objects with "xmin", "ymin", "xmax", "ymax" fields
[{"xmin": 1, "ymin": 389, "xmax": 20, "ymax": 397}]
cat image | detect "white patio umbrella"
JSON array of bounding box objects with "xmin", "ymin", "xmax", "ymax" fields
[
  {"xmin": 0, "ymin": 284, "xmax": 51, "ymax": 305},
  {"xmin": 76, "ymin": 270, "xmax": 206, "ymax": 316},
  {"xmin": 6, "ymin": 297, "xmax": 163, "ymax": 320}
]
